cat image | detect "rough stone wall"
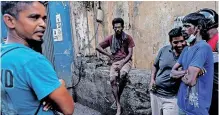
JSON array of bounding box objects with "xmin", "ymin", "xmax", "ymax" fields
[
  {"xmin": 69, "ymin": 1, "xmax": 217, "ymax": 69},
  {"xmin": 73, "ymin": 57, "xmax": 152, "ymax": 115}
]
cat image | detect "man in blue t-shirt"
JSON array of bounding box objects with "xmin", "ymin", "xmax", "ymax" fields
[
  {"xmin": 1, "ymin": 2, "xmax": 74, "ymax": 115},
  {"xmin": 171, "ymin": 13, "xmax": 214, "ymax": 115}
]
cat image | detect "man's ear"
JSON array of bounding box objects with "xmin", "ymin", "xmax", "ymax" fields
[
  {"xmin": 3, "ymin": 14, "xmax": 16, "ymax": 29},
  {"xmin": 194, "ymin": 25, "xmax": 202, "ymax": 33}
]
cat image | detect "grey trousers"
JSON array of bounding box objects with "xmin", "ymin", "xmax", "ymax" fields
[{"xmin": 150, "ymin": 93, "xmax": 179, "ymax": 115}]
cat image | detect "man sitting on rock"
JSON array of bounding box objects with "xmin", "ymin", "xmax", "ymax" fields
[{"xmin": 96, "ymin": 18, "xmax": 135, "ymax": 115}]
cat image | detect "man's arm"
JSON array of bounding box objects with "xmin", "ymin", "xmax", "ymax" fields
[
  {"xmin": 114, "ymin": 48, "xmax": 133, "ymax": 71},
  {"xmin": 96, "ymin": 45, "xmax": 112, "ymax": 59},
  {"xmin": 181, "ymin": 66, "xmax": 200, "ymax": 86},
  {"xmin": 151, "ymin": 66, "xmax": 157, "ymax": 82},
  {"xmin": 96, "ymin": 36, "xmax": 113, "ymax": 59},
  {"xmin": 123, "ymin": 47, "xmax": 133, "ymax": 64},
  {"xmin": 48, "ymin": 84, "xmax": 74, "ymax": 115},
  {"xmin": 25, "ymin": 58, "xmax": 74, "ymax": 115},
  {"xmin": 43, "ymin": 80, "xmax": 74, "ymax": 114},
  {"xmin": 181, "ymin": 45, "xmax": 212, "ymax": 86},
  {"xmin": 170, "ymin": 63, "xmax": 187, "ymax": 79},
  {"xmin": 150, "ymin": 65, "xmax": 158, "ymax": 89}
]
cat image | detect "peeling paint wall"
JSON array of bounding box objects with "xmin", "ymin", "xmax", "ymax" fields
[
  {"xmin": 69, "ymin": 2, "xmax": 89, "ymax": 56},
  {"xmin": 69, "ymin": 1, "xmax": 217, "ymax": 69}
]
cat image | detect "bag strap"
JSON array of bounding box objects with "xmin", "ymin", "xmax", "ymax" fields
[
  {"xmin": 1, "ymin": 46, "xmax": 42, "ymax": 115},
  {"xmin": 34, "ymin": 102, "xmax": 42, "ymax": 115}
]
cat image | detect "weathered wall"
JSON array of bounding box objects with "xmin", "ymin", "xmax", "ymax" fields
[
  {"xmin": 130, "ymin": 1, "xmax": 217, "ymax": 69},
  {"xmin": 69, "ymin": 1, "xmax": 217, "ymax": 69}
]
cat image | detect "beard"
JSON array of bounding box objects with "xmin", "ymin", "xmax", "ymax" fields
[
  {"xmin": 115, "ymin": 30, "xmax": 123, "ymax": 37},
  {"xmin": 26, "ymin": 39, "xmax": 44, "ymax": 54},
  {"xmin": 182, "ymin": 31, "xmax": 190, "ymax": 40}
]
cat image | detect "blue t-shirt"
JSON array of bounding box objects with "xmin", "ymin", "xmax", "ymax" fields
[
  {"xmin": 1, "ymin": 43, "xmax": 61, "ymax": 115},
  {"xmin": 177, "ymin": 40, "xmax": 214, "ymax": 115}
]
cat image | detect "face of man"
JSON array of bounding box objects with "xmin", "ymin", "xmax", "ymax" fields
[
  {"xmin": 171, "ymin": 36, "xmax": 186, "ymax": 53},
  {"xmin": 182, "ymin": 23, "xmax": 196, "ymax": 36},
  {"xmin": 113, "ymin": 23, "xmax": 123, "ymax": 36},
  {"xmin": 13, "ymin": 2, "xmax": 47, "ymax": 42}
]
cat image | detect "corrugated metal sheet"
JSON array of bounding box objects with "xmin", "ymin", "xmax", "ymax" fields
[{"xmin": 42, "ymin": 5, "xmax": 55, "ymax": 67}]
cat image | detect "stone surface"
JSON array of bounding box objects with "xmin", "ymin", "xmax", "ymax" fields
[
  {"xmin": 73, "ymin": 57, "xmax": 152, "ymax": 115},
  {"xmin": 74, "ymin": 103, "xmax": 102, "ymax": 115}
]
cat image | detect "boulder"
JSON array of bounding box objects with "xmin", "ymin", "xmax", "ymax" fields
[{"xmin": 73, "ymin": 57, "xmax": 152, "ymax": 115}]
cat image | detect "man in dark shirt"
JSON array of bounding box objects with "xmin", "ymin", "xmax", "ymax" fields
[
  {"xmin": 150, "ymin": 27, "xmax": 187, "ymax": 115},
  {"xmin": 96, "ymin": 18, "xmax": 135, "ymax": 115}
]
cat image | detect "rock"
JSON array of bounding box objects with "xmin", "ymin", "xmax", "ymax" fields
[
  {"xmin": 73, "ymin": 57, "xmax": 152, "ymax": 115},
  {"xmin": 74, "ymin": 103, "xmax": 102, "ymax": 115}
]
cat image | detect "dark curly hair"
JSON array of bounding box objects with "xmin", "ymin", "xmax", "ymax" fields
[
  {"xmin": 112, "ymin": 18, "xmax": 124, "ymax": 28},
  {"xmin": 168, "ymin": 27, "xmax": 183, "ymax": 42}
]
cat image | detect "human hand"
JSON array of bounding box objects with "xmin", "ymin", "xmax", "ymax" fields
[
  {"xmin": 42, "ymin": 99, "xmax": 53, "ymax": 111},
  {"xmin": 178, "ymin": 67, "xmax": 183, "ymax": 71},
  {"xmin": 109, "ymin": 55, "xmax": 115, "ymax": 60},
  {"xmin": 198, "ymin": 68, "xmax": 206, "ymax": 76},
  {"xmin": 114, "ymin": 60, "xmax": 125, "ymax": 71},
  {"xmin": 149, "ymin": 79, "xmax": 156, "ymax": 91},
  {"xmin": 181, "ymin": 73, "xmax": 196, "ymax": 86}
]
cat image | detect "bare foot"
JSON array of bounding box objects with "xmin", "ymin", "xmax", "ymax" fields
[{"xmin": 116, "ymin": 105, "xmax": 122, "ymax": 115}]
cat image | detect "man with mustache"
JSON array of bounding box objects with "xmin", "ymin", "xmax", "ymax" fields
[
  {"xmin": 171, "ymin": 13, "xmax": 214, "ymax": 115},
  {"xmin": 1, "ymin": 2, "xmax": 74, "ymax": 115},
  {"xmin": 96, "ymin": 18, "xmax": 135, "ymax": 115}
]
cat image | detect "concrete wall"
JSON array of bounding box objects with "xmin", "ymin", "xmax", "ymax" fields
[{"xmin": 69, "ymin": 1, "xmax": 218, "ymax": 69}]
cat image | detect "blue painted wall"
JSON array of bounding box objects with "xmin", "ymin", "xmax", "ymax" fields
[
  {"xmin": 1, "ymin": 17, "xmax": 7, "ymax": 42},
  {"xmin": 48, "ymin": 1, "xmax": 74, "ymax": 87}
]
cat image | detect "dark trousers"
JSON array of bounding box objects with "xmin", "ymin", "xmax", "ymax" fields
[{"xmin": 209, "ymin": 89, "xmax": 218, "ymax": 115}]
